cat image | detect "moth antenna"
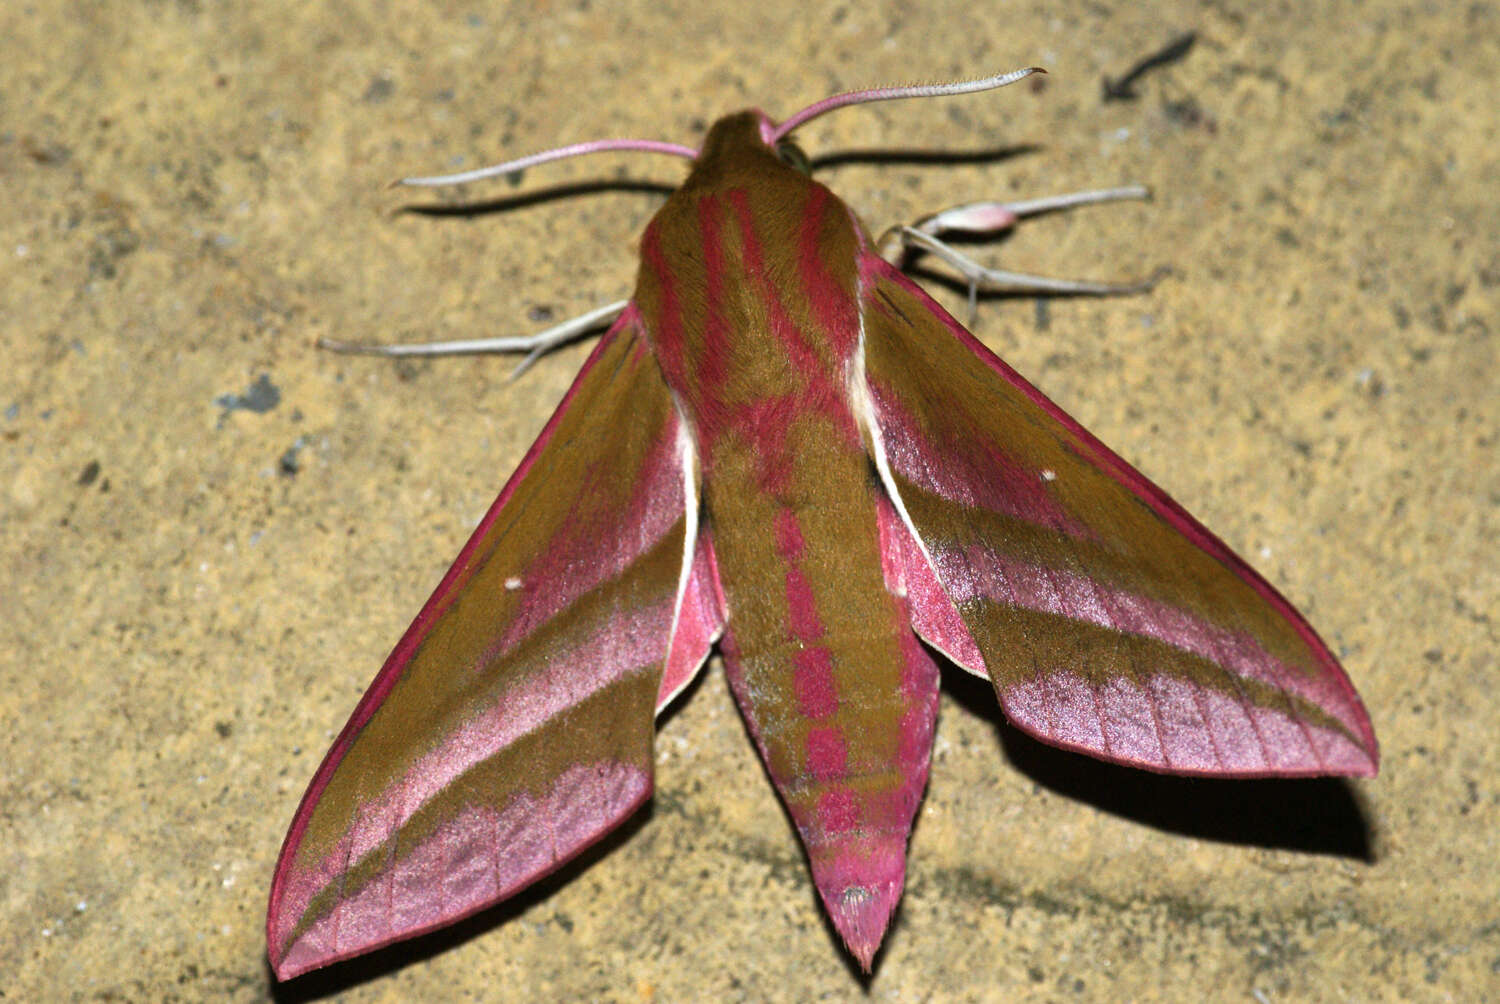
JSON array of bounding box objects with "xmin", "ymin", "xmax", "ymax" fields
[
  {"xmin": 770, "ymin": 66, "xmax": 1044, "ymax": 143},
  {"xmin": 397, "ymin": 138, "xmax": 698, "ymax": 188}
]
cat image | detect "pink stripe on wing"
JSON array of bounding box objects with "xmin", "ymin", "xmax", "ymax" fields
[
  {"xmin": 274, "ymin": 761, "xmax": 649, "ymax": 979},
  {"xmin": 493, "ymin": 419, "xmax": 685, "ymax": 656},
  {"xmin": 656, "ymin": 532, "xmax": 727, "ymax": 710},
  {"xmin": 873, "ymin": 492, "xmax": 986, "ymax": 673},
  {"xmin": 938, "ymin": 541, "xmax": 1366, "ymax": 737},
  {"xmin": 285, "ymin": 600, "xmax": 676, "ymax": 935},
  {"xmin": 1003, "ymin": 670, "xmax": 1375, "ymax": 775},
  {"xmin": 866, "ymin": 379, "xmax": 1091, "ymax": 538}
]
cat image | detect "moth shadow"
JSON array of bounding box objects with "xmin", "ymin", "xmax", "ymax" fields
[
  {"xmin": 394, "ymin": 178, "xmax": 677, "ymax": 219},
  {"xmin": 391, "ymin": 145, "xmax": 1044, "ymax": 220},
  {"xmin": 903, "ymin": 264, "xmax": 1167, "ymax": 307},
  {"xmin": 808, "ymin": 142, "xmax": 1041, "ymax": 173},
  {"xmin": 938, "ymin": 662, "xmax": 1377, "ymax": 862}
]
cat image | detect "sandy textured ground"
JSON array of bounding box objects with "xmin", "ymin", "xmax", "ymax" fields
[{"xmin": 4, "ymin": 1, "xmax": 1495, "ymax": 1000}]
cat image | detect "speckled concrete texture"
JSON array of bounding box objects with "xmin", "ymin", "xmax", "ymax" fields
[{"xmin": 4, "ymin": 1, "xmax": 1494, "ymax": 1000}]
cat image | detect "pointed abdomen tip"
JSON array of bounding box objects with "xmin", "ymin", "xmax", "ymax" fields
[{"xmin": 824, "ymin": 882, "xmax": 902, "ymax": 971}]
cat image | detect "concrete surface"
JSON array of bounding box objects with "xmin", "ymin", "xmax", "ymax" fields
[{"xmin": 3, "ymin": 1, "xmax": 1495, "ymax": 1000}]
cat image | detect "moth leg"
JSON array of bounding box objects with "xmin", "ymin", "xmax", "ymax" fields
[
  {"xmin": 318, "ymin": 299, "xmax": 629, "ymax": 378},
  {"xmin": 879, "ymin": 186, "xmax": 1162, "ymax": 318},
  {"xmin": 880, "ymin": 185, "xmax": 1150, "ymax": 258}
]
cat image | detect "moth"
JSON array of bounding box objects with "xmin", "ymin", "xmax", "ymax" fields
[{"xmin": 268, "ymin": 68, "xmax": 1377, "ymax": 979}]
